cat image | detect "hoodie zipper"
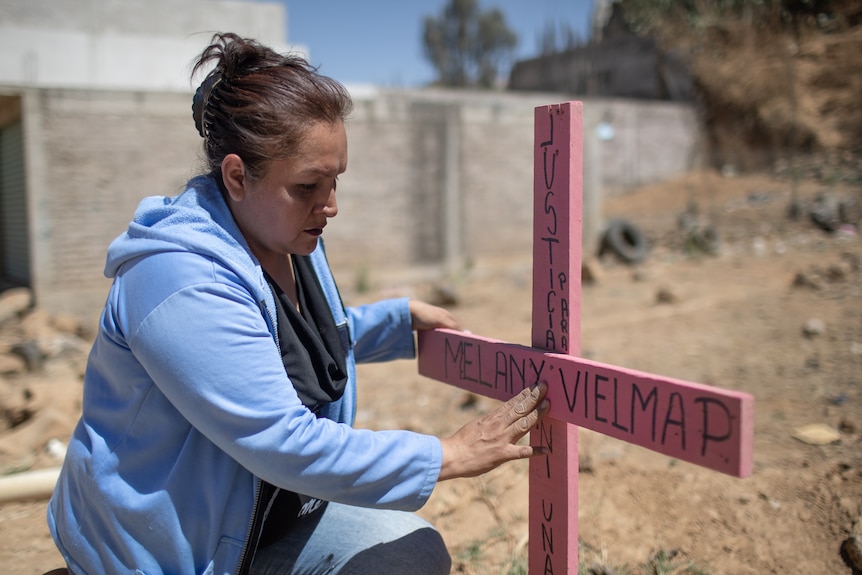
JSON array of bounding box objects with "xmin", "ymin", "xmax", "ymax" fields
[
  {"xmin": 235, "ymin": 478, "xmax": 262, "ymax": 575},
  {"xmin": 235, "ymin": 296, "xmax": 281, "ymax": 575}
]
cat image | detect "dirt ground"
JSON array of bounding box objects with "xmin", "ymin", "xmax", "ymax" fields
[{"xmin": 1, "ymin": 170, "xmax": 860, "ymax": 574}]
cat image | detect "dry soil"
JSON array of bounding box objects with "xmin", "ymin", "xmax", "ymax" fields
[{"xmin": 1, "ymin": 170, "xmax": 860, "ymax": 574}]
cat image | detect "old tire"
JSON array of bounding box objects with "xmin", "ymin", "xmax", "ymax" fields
[{"xmin": 601, "ymin": 219, "xmax": 648, "ymax": 264}]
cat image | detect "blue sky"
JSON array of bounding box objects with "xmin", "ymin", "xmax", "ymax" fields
[{"xmin": 279, "ymin": 0, "xmax": 596, "ymax": 87}]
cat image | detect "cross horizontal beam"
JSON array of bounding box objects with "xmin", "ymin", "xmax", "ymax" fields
[{"xmin": 418, "ymin": 329, "xmax": 754, "ymax": 478}]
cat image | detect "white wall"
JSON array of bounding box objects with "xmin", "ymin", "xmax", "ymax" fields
[{"xmin": 0, "ymin": 0, "xmax": 304, "ymax": 92}]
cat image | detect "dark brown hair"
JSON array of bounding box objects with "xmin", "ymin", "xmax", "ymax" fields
[{"xmin": 191, "ymin": 33, "xmax": 353, "ymax": 181}]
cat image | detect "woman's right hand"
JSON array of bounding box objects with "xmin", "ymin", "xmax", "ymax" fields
[{"xmin": 438, "ymin": 383, "xmax": 550, "ymax": 481}]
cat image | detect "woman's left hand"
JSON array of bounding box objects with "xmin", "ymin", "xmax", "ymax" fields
[{"xmin": 409, "ymin": 300, "xmax": 464, "ymax": 331}]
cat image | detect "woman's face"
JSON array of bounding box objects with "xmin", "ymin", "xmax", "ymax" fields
[{"xmin": 230, "ymin": 121, "xmax": 347, "ymax": 265}]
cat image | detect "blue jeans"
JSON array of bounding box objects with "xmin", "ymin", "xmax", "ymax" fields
[{"xmin": 249, "ymin": 503, "xmax": 452, "ymax": 575}]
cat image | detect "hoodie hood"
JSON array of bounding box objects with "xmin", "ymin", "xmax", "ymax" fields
[{"xmin": 105, "ymin": 175, "xmax": 272, "ymax": 309}]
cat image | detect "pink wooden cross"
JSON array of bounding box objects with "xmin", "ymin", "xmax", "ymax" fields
[{"xmin": 417, "ymin": 101, "xmax": 754, "ymax": 574}]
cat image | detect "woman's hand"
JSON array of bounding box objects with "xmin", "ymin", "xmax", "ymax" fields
[
  {"xmin": 409, "ymin": 300, "xmax": 464, "ymax": 331},
  {"xmin": 438, "ymin": 383, "xmax": 550, "ymax": 480}
]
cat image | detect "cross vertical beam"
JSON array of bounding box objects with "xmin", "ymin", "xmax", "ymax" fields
[{"xmin": 530, "ymin": 102, "xmax": 582, "ymax": 574}]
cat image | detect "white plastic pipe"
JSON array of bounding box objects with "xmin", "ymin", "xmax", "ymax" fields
[{"xmin": 0, "ymin": 467, "xmax": 61, "ymax": 503}]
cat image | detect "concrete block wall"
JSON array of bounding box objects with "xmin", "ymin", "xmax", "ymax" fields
[
  {"xmin": 16, "ymin": 86, "xmax": 698, "ymax": 319},
  {"xmin": 23, "ymin": 88, "xmax": 201, "ymax": 315},
  {"xmin": 597, "ymin": 98, "xmax": 701, "ymax": 194},
  {"xmin": 328, "ymin": 90, "xmax": 700, "ymax": 280},
  {"xmin": 325, "ymin": 90, "xmax": 564, "ymax": 286},
  {"xmin": 333, "ymin": 97, "xmax": 447, "ymax": 275},
  {"xmin": 459, "ymin": 102, "xmax": 535, "ymax": 262}
]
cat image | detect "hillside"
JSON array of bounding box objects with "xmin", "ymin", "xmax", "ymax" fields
[{"xmin": 629, "ymin": 0, "xmax": 862, "ymax": 175}]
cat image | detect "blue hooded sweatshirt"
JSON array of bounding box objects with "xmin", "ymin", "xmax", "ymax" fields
[{"xmin": 47, "ymin": 175, "xmax": 443, "ymax": 575}]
